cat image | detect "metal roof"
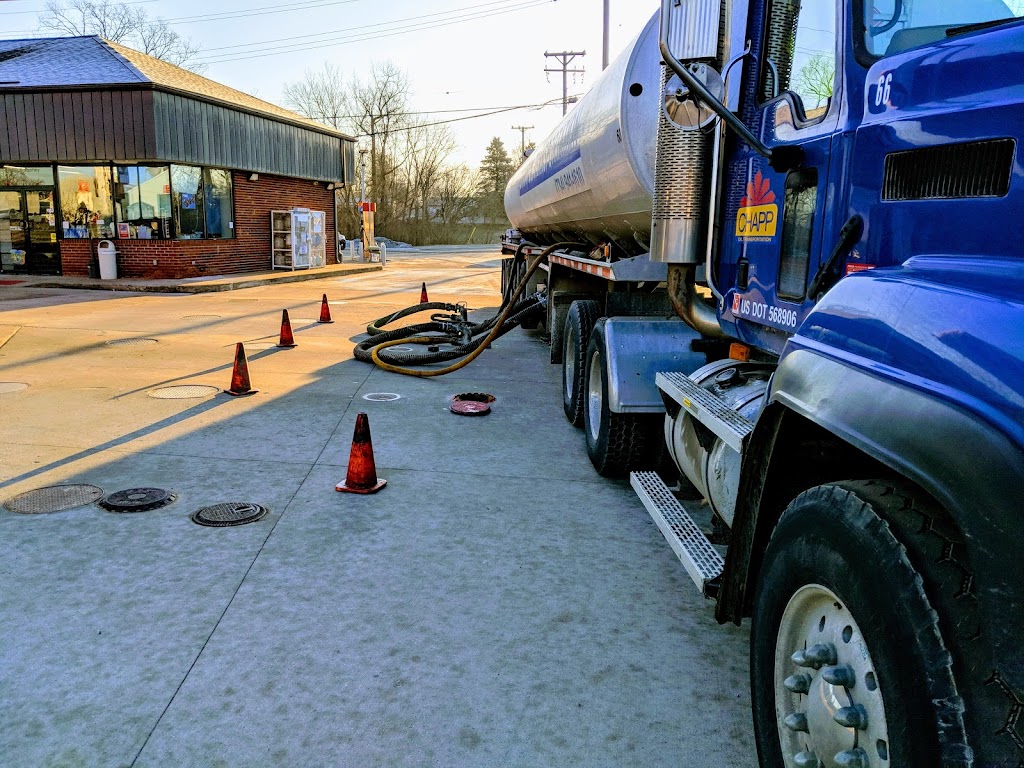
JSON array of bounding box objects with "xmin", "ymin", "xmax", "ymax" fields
[{"xmin": 0, "ymin": 36, "xmax": 352, "ymax": 139}]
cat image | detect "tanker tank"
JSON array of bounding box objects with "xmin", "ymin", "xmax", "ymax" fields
[{"xmin": 503, "ymin": 11, "xmax": 660, "ymax": 255}]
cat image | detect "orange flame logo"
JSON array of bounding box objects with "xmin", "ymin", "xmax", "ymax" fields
[{"xmin": 740, "ymin": 171, "xmax": 776, "ymax": 207}]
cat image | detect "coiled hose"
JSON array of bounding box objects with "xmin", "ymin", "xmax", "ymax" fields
[{"xmin": 353, "ymin": 242, "xmax": 583, "ymax": 377}]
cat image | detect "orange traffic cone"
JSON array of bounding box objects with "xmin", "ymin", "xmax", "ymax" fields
[
  {"xmin": 224, "ymin": 342, "xmax": 257, "ymax": 396},
  {"xmin": 318, "ymin": 293, "xmax": 334, "ymax": 324},
  {"xmin": 419, "ymin": 282, "xmax": 429, "ymax": 303},
  {"xmin": 335, "ymin": 412, "xmax": 386, "ymax": 494},
  {"xmin": 277, "ymin": 309, "xmax": 297, "ymax": 348}
]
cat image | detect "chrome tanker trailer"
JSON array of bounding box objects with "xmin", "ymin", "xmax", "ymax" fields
[{"xmin": 503, "ymin": 0, "xmax": 1024, "ymax": 765}]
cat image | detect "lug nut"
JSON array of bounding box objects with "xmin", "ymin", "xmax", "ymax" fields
[
  {"xmin": 783, "ymin": 712, "xmax": 809, "ymax": 732},
  {"xmin": 794, "ymin": 753, "xmax": 821, "ymax": 768},
  {"xmin": 792, "ymin": 643, "xmax": 837, "ymax": 669},
  {"xmin": 834, "ymin": 704, "xmax": 869, "ymax": 730},
  {"xmin": 784, "ymin": 673, "xmax": 812, "ymax": 694},
  {"xmin": 834, "ymin": 748, "xmax": 869, "ymax": 767},
  {"xmin": 821, "ymin": 664, "xmax": 857, "ymax": 688}
]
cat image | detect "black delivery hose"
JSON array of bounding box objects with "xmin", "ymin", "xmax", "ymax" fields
[{"xmin": 353, "ymin": 241, "xmax": 584, "ymax": 377}]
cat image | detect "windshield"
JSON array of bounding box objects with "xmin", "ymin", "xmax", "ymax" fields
[{"xmin": 865, "ymin": 0, "xmax": 1024, "ymax": 57}]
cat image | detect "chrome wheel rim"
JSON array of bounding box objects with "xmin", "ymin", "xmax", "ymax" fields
[
  {"xmin": 775, "ymin": 584, "xmax": 890, "ymax": 768},
  {"xmin": 587, "ymin": 349, "xmax": 602, "ymax": 442}
]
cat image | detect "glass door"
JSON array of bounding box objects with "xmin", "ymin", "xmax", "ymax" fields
[
  {"xmin": 0, "ymin": 190, "xmax": 26, "ymax": 273},
  {"xmin": 0, "ymin": 189, "xmax": 60, "ymax": 274},
  {"xmin": 25, "ymin": 189, "xmax": 59, "ymax": 274}
]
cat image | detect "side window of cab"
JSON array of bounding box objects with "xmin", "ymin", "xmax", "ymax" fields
[{"xmin": 758, "ymin": 0, "xmax": 838, "ymax": 123}]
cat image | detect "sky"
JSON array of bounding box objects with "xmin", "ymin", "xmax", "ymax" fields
[{"xmin": 0, "ymin": 0, "xmax": 659, "ymax": 166}]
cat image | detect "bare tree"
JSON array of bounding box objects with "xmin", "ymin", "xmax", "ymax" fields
[
  {"xmin": 135, "ymin": 18, "xmax": 202, "ymax": 69},
  {"xmin": 39, "ymin": 0, "xmax": 205, "ymax": 72},
  {"xmin": 282, "ymin": 63, "xmax": 348, "ymax": 131},
  {"xmin": 795, "ymin": 52, "xmax": 835, "ymax": 110},
  {"xmin": 434, "ymin": 165, "xmax": 478, "ymax": 226},
  {"xmin": 347, "ymin": 61, "xmax": 411, "ymax": 229}
]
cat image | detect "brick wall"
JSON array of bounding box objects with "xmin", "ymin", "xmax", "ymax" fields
[{"xmin": 60, "ymin": 171, "xmax": 337, "ymax": 279}]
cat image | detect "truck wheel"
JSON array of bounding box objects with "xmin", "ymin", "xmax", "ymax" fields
[
  {"xmin": 583, "ymin": 324, "xmax": 660, "ymax": 477},
  {"xmin": 562, "ymin": 300, "xmax": 600, "ymax": 426},
  {"xmin": 751, "ymin": 481, "xmax": 976, "ymax": 768}
]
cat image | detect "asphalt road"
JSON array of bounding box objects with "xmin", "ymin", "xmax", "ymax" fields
[{"xmin": 0, "ymin": 248, "xmax": 757, "ymax": 767}]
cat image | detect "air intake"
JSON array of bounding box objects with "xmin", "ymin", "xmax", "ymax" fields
[{"xmin": 882, "ymin": 139, "xmax": 1015, "ymax": 201}]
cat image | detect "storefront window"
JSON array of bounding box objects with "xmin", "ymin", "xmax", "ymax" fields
[
  {"xmin": 57, "ymin": 166, "xmax": 116, "ymax": 238},
  {"xmin": 171, "ymin": 165, "xmax": 204, "ymax": 239},
  {"xmin": 0, "ymin": 165, "xmax": 55, "ymax": 187},
  {"xmin": 204, "ymin": 168, "xmax": 233, "ymax": 238},
  {"xmin": 115, "ymin": 166, "xmax": 172, "ymax": 239}
]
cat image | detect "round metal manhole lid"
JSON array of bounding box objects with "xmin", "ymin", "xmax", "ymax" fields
[
  {"xmin": 4, "ymin": 484, "xmax": 104, "ymax": 514},
  {"xmin": 191, "ymin": 502, "xmax": 269, "ymax": 527},
  {"xmin": 451, "ymin": 400, "xmax": 490, "ymax": 416},
  {"xmin": 149, "ymin": 385, "xmax": 221, "ymax": 400},
  {"xmin": 363, "ymin": 392, "xmax": 401, "ymax": 402},
  {"xmin": 388, "ymin": 346, "xmax": 414, "ymax": 353},
  {"xmin": 106, "ymin": 338, "xmax": 159, "ymax": 347},
  {"xmin": 100, "ymin": 487, "xmax": 177, "ymax": 513},
  {"xmin": 183, "ymin": 314, "xmax": 222, "ymax": 320},
  {"xmin": 0, "ymin": 382, "xmax": 28, "ymax": 394}
]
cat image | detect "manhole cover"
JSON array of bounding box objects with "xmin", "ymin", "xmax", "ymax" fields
[
  {"xmin": 149, "ymin": 385, "xmax": 220, "ymax": 399},
  {"xmin": 191, "ymin": 502, "xmax": 269, "ymax": 527},
  {"xmin": 106, "ymin": 338, "xmax": 159, "ymax": 347},
  {"xmin": 363, "ymin": 392, "xmax": 401, "ymax": 402},
  {"xmin": 100, "ymin": 487, "xmax": 176, "ymax": 513},
  {"xmin": 0, "ymin": 382, "xmax": 28, "ymax": 394},
  {"xmin": 292, "ymin": 318, "xmax": 317, "ymax": 323},
  {"xmin": 4, "ymin": 484, "xmax": 103, "ymax": 514},
  {"xmin": 183, "ymin": 314, "xmax": 222, "ymax": 320},
  {"xmin": 389, "ymin": 346, "xmax": 414, "ymax": 353}
]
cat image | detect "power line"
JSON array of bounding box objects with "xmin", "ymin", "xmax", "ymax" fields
[
  {"xmin": 200, "ymin": 0, "xmax": 521, "ymax": 52},
  {"xmin": 0, "ymin": 0, "xmax": 155, "ymax": 15},
  {"xmin": 164, "ymin": 0, "xmax": 360, "ymax": 25},
  {"xmin": 199, "ymin": 0, "xmax": 550, "ymax": 64},
  {"xmin": 307, "ymin": 97, "xmax": 570, "ymax": 137}
]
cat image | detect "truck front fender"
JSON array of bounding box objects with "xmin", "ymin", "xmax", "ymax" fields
[{"xmin": 718, "ymin": 347, "xmax": 1024, "ymax": 693}]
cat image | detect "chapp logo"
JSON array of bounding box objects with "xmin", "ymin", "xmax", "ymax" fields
[{"xmin": 736, "ymin": 172, "xmax": 778, "ymax": 241}]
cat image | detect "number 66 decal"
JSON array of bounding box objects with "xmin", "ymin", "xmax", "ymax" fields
[{"xmin": 874, "ymin": 72, "xmax": 893, "ymax": 108}]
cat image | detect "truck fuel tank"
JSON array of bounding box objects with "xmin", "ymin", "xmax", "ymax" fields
[{"xmin": 503, "ymin": 12, "xmax": 661, "ymax": 256}]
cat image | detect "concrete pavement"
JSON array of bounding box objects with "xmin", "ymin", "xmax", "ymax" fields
[{"xmin": 0, "ymin": 248, "xmax": 756, "ymax": 767}]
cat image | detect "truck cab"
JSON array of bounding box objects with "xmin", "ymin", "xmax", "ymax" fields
[{"xmin": 643, "ymin": 1, "xmax": 1024, "ymax": 765}]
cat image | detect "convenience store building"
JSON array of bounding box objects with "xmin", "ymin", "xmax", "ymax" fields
[{"xmin": 0, "ymin": 36, "xmax": 355, "ymax": 278}]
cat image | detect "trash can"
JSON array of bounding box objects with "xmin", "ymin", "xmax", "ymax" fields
[{"xmin": 97, "ymin": 240, "xmax": 118, "ymax": 280}]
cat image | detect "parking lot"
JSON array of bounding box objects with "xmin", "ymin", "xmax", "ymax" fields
[{"xmin": 0, "ymin": 248, "xmax": 756, "ymax": 767}]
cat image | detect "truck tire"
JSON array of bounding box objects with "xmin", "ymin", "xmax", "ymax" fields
[
  {"xmin": 750, "ymin": 481, "xmax": 993, "ymax": 768},
  {"xmin": 583, "ymin": 323, "xmax": 660, "ymax": 477},
  {"xmin": 562, "ymin": 300, "xmax": 600, "ymax": 426}
]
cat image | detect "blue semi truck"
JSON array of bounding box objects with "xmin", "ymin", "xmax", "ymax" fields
[{"xmin": 503, "ymin": 1, "xmax": 1024, "ymax": 765}]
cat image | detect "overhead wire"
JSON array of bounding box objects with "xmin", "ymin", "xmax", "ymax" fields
[
  {"xmin": 197, "ymin": 0, "xmax": 550, "ymax": 64},
  {"xmin": 197, "ymin": 0, "xmax": 516, "ymax": 47}
]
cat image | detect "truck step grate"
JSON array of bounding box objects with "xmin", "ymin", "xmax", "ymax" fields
[
  {"xmin": 657, "ymin": 371, "xmax": 753, "ymax": 453},
  {"xmin": 631, "ymin": 471, "xmax": 724, "ymax": 593}
]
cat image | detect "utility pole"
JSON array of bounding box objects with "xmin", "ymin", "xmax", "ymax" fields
[
  {"xmin": 544, "ymin": 50, "xmax": 586, "ymax": 115},
  {"xmin": 511, "ymin": 125, "xmax": 534, "ymax": 158},
  {"xmin": 602, "ymin": 0, "xmax": 610, "ymax": 70}
]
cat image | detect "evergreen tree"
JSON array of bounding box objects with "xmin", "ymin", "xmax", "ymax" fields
[{"xmin": 477, "ymin": 137, "xmax": 515, "ymax": 221}]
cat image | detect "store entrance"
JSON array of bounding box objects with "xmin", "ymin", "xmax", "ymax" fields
[{"xmin": 0, "ymin": 188, "xmax": 60, "ymax": 275}]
